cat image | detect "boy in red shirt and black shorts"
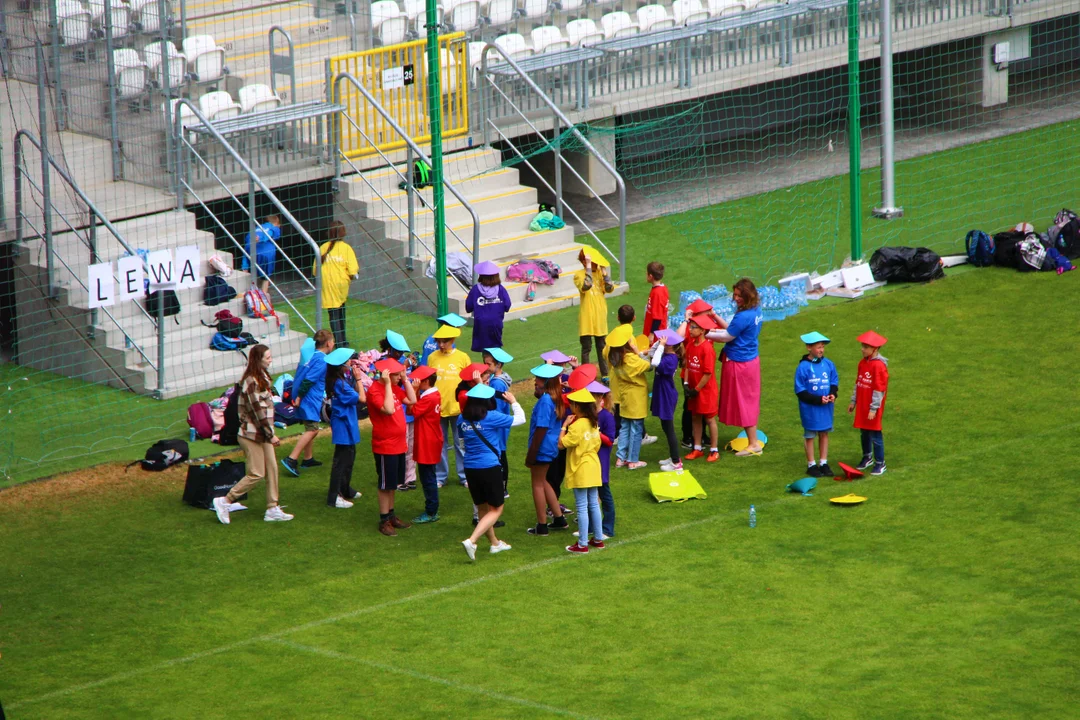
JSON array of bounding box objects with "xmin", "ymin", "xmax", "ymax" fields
[
  {"xmin": 368, "ymin": 358, "xmax": 418, "ymax": 536},
  {"xmin": 848, "ymin": 331, "xmax": 890, "ymax": 476},
  {"xmin": 683, "ymin": 312, "xmax": 720, "ymax": 462},
  {"xmin": 643, "ymin": 261, "xmax": 669, "ymax": 341},
  {"xmin": 408, "ymin": 366, "xmax": 444, "ymax": 524}
]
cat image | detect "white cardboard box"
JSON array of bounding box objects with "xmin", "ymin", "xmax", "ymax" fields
[
  {"xmin": 841, "ymin": 263, "xmax": 876, "ymax": 290},
  {"xmin": 812, "ymin": 269, "xmax": 844, "ymax": 289}
]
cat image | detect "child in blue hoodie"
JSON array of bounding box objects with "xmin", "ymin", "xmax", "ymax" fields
[
  {"xmin": 794, "ymin": 332, "xmax": 838, "ymax": 478},
  {"xmin": 324, "ymin": 349, "xmax": 365, "ymax": 507}
]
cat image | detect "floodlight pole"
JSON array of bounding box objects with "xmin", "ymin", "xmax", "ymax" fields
[
  {"xmin": 425, "ymin": 9, "xmax": 448, "ymax": 315},
  {"xmin": 873, "ymin": 0, "xmax": 903, "ymax": 219},
  {"xmin": 847, "ymin": 0, "xmax": 863, "ymax": 261}
]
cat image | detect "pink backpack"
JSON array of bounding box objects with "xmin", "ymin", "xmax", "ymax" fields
[{"xmin": 187, "ymin": 402, "xmax": 214, "ymax": 439}]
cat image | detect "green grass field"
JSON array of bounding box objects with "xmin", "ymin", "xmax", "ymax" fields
[{"xmin": 2, "ymin": 264, "xmax": 1078, "ymax": 718}]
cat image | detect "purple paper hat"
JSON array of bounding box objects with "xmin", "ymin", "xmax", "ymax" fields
[
  {"xmin": 474, "ymin": 260, "xmax": 501, "ymax": 276},
  {"xmin": 540, "ymin": 350, "xmax": 572, "ymax": 364},
  {"xmin": 659, "ymin": 328, "xmax": 684, "ymax": 345},
  {"xmin": 586, "ymin": 381, "xmax": 610, "ymax": 394}
]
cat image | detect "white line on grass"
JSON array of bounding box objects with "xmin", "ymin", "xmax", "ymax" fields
[
  {"xmin": 8, "ymin": 511, "xmax": 732, "ymax": 711},
  {"xmin": 268, "ymin": 639, "xmax": 601, "ymax": 720}
]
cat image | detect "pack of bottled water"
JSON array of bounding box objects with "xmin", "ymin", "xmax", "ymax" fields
[{"xmin": 677, "ymin": 290, "xmax": 702, "ymax": 318}]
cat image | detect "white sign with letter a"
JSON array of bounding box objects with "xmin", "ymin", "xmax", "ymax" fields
[{"xmin": 174, "ymin": 245, "xmax": 201, "ymax": 290}]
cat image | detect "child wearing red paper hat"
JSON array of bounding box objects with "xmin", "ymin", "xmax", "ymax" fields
[
  {"xmin": 683, "ymin": 313, "xmax": 721, "ymax": 463},
  {"xmin": 369, "ymin": 357, "xmax": 417, "ymax": 536},
  {"xmin": 848, "ymin": 331, "xmax": 890, "ymax": 476}
]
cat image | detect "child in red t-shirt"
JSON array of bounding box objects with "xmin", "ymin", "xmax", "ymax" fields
[
  {"xmin": 683, "ymin": 313, "xmax": 720, "ymax": 463},
  {"xmin": 368, "ymin": 358, "xmax": 417, "ymax": 536},
  {"xmin": 643, "ymin": 261, "xmax": 669, "ymax": 341},
  {"xmin": 408, "ymin": 366, "xmax": 444, "ymax": 524},
  {"xmin": 847, "ymin": 331, "xmax": 889, "ymax": 476}
]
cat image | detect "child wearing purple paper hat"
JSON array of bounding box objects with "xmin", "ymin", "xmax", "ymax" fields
[
  {"xmin": 651, "ymin": 329, "xmax": 684, "ymax": 471},
  {"xmin": 465, "ymin": 260, "xmax": 511, "ymax": 352}
]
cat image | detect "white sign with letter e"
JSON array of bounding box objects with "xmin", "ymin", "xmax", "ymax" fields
[{"xmin": 116, "ymin": 254, "xmax": 145, "ymax": 301}]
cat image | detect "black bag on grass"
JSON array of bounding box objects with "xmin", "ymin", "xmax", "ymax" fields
[
  {"xmin": 128, "ymin": 439, "xmax": 189, "ymax": 471},
  {"xmin": 182, "ymin": 459, "xmax": 247, "ymax": 508},
  {"xmin": 993, "ymin": 231, "xmax": 1026, "ymax": 269},
  {"xmin": 869, "ymin": 246, "xmax": 945, "ymax": 283}
]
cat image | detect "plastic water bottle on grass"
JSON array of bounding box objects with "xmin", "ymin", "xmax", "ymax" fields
[{"xmin": 749, "ymin": 505, "xmax": 757, "ymax": 528}]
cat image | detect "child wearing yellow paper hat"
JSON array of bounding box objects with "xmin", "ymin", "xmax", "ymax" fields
[
  {"xmin": 848, "ymin": 330, "xmax": 889, "ymax": 476},
  {"xmin": 560, "ymin": 388, "xmax": 605, "ymax": 554},
  {"xmin": 573, "ymin": 249, "xmax": 615, "ymax": 375},
  {"xmin": 604, "ymin": 323, "xmax": 652, "ymax": 471}
]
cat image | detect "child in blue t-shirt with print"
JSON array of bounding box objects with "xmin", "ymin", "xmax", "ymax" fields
[{"xmin": 793, "ymin": 332, "xmax": 838, "ymax": 478}]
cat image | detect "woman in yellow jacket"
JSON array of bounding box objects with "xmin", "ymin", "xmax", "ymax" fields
[
  {"xmin": 315, "ymin": 220, "xmax": 359, "ymax": 347},
  {"xmin": 560, "ymin": 388, "xmax": 605, "ymax": 554},
  {"xmin": 604, "ymin": 324, "xmax": 652, "ymax": 470}
]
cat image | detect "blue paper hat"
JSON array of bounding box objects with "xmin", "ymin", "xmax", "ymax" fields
[
  {"xmin": 531, "ymin": 363, "xmax": 563, "ymax": 379},
  {"xmin": 786, "ymin": 477, "xmax": 817, "ymax": 496},
  {"xmin": 298, "ymin": 337, "xmax": 316, "ymax": 367},
  {"xmin": 325, "ymin": 348, "xmax": 356, "ymax": 366},
  {"xmin": 386, "ymin": 330, "xmax": 410, "ymax": 352},
  {"xmin": 800, "ymin": 332, "xmax": 831, "ymax": 345},
  {"xmin": 437, "ymin": 313, "xmax": 467, "ymax": 328},
  {"xmin": 484, "ymin": 347, "xmax": 513, "ymax": 364},
  {"xmin": 466, "ymin": 383, "xmax": 496, "ymax": 399}
]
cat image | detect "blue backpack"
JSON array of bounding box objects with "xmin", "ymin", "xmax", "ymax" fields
[
  {"xmin": 965, "ymin": 230, "xmax": 995, "ymax": 267},
  {"xmin": 210, "ymin": 332, "xmax": 246, "ymax": 352},
  {"xmin": 204, "ymin": 275, "xmax": 237, "ymax": 306}
]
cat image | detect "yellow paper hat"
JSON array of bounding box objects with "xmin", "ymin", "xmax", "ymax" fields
[
  {"xmin": 566, "ymin": 388, "xmax": 596, "ymax": 404},
  {"xmin": 432, "ymin": 325, "xmax": 461, "ymax": 339},
  {"xmin": 589, "ymin": 253, "xmax": 610, "ymax": 268},
  {"xmin": 606, "ymin": 324, "xmax": 633, "ymax": 347}
]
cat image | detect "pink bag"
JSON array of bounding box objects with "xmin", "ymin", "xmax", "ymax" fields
[
  {"xmin": 506, "ymin": 261, "xmax": 553, "ymax": 285},
  {"xmin": 187, "ymin": 402, "xmax": 214, "ymax": 439}
]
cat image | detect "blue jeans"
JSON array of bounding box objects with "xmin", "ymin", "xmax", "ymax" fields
[
  {"xmin": 617, "ymin": 418, "xmax": 644, "ymax": 462},
  {"xmin": 418, "ymin": 463, "xmax": 439, "ymax": 515},
  {"xmin": 598, "ymin": 482, "xmax": 615, "ymax": 537},
  {"xmin": 436, "ymin": 416, "xmax": 466, "ymax": 485},
  {"xmin": 573, "ymin": 487, "xmax": 604, "ymax": 545},
  {"xmin": 860, "ymin": 429, "xmax": 885, "ymax": 463}
]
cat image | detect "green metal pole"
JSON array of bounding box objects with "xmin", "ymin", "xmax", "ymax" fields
[
  {"xmin": 425, "ymin": 10, "xmax": 447, "ymax": 315},
  {"xmin": 847, "ymin": 0, "xmax": 863, "ymax": 262}
]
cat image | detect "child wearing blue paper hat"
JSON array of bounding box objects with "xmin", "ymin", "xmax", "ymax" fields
[
  {"xmin": 324, "ymin": 348, "xmax": 364, "ymax": 509},
  {"xmin": 794, "ymin": 332, "xmax": 838, "ymax": 478},
  {"xmin": 482, "ymin": 347, "xmax": 515, "ymax": 498}
]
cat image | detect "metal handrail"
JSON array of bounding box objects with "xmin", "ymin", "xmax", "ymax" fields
[
  {"xmin": 172, "ymin": 98, "xmax": 323, "ymax": 330},
  {"xmin": 332, "ymin": 71, "xmax": 482, "ymax": 274},
  {"xmin": 479, "ymin": 43, "xmax": 628, "ymax": 283},
  {"xmin": 268, "ymin": 25, "xmax": 296, "ymax": 102}
]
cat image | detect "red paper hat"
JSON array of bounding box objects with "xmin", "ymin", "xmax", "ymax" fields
[
  {"xmin": 374, "ymin": 358, "xmax": 404, "ymax": 374},
  {"xmin": 689, "ymin": 312, "xmax": 718, "ymax": 331},
  {"xmin": 409, "ymin": 366, "xmax": 436, "ymax": 382},
  {"xmin": 567, "ymin": 364, "xmax": 598, "ymax": 390},
  {"xmin": 459, "ymin": 362, "xmax": 490, "ymax": 381},
  {"xmin": 856, "ymin": 330, "xmax": 888, "ymax": 347},
  {"xmin": 686, "ymin": 299, "xmax": 713, "ymax": 315},
  {"xmin": 836, "ymin": 462, "xmax": 864, "ymax": 481}
]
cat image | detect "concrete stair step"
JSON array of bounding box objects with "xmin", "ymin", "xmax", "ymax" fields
[
  {"xmin": 340, "ymin": 148, "xmax": 503, "ymax": 200},
  {"xmin": 382, "ymin": 186, "xmax": 538, "ymax": 236},
  {"xmin": 417, "ymin": 221, "xmax": 576, "ymax": 262},
  {"xmin": 345, "ymin": 166, "xmax": 522, "ymax": 216}
]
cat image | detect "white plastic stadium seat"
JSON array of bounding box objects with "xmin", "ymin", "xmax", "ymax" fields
[
  {"xmin": 182, "ymin": 35, "xmax": 227, "ymax": 83},
  {"xmin": 444, "ymin": 0, "xmax": 481, "ymax": 31},
  {"xmin": 557, "ymin": 0, "xmax": 586, "ymax": 13},
  {"xmin": 371, "ymin": 0, "xmax": 408, "ymax": 45},
  {"xmin": 87, "ymin": 0, "xmax": 131, "ymax": 39},
  {"xmin": 144, "ymin": 41, "xmax": 187, "ymax": 90},
  {"xmin": 239, "ymin": 83, "xmax": 282, "ymax": 113},
  {"xmin": 600, "ymin": 12, "xmax": 639, "ymax": 39},
  {"xmin": 494, "ymin": 33, "xmax": 533, "ymax": 60},
  {"xmin": 566, "ymin": 18, "xmax": 604, "ymax": 46},
  {"xmin": 673, "ymin": 0, "xmax": 710, "ymax": 25},
  {"xmin": 402, "ymin": 0, "xmax": 440, "ymax": 34},
  {"xmin": 518, "ymin": 0, "xmax": 551, "ymax": 20},
  {"xmin": 708, "ymin": 0, "xmax": 747, "ymax": 15},
  {"xmin": 530, "ymin": 26, "xmax": 570, "ymax": 54},
  {"xmin": 113, "ymin": 49, "xmax": 148, "ymax": 99},
  {"xmin": 467, "ymin": 41, "xmax": 488, "ymax": 86},
  {"xmin": 165, "ymin": 98, "xmax": 198, "ymax": 129},
  {"xmin": 423, "ymin": 48, "xmax": 460, "ymax": 95},
  {"xmin": 636, "ymin": 5, "xmax": 675, "ymax": 32},
  {"xmin": 483, "ymin": 0, "xmax": 516, "ymax": 27},
  {"xmin": 199, "ymin": 90, "xmax": 242, "ymax": 122},
  {"xmin": 128, "ymin": 0, "xmax": 162, "ymax": 32},
  {"xmin": 56, "ymin": 0, "xmax": 92, "ymax": 45}
]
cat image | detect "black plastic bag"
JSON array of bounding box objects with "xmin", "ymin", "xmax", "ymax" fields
[{"xmin": 869, "ymin": 247, "xmax": 945, "ymax": 283}]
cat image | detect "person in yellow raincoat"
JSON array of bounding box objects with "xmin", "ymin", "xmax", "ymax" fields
[
  {"xmin": 572, "ymin": 249, "xmax": 614, "ymax": 376},
  {"xmin": 315, "ymin": 220, "xmax": 359, "ymax": 347}
]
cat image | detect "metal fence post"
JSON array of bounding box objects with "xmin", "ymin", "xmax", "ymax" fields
[
  {"xmin": 159, "ymin": 0, "xmax": 173, "ymax": 193},
  {"xmin": 553, "ymin": 112, "xmax": 563, "ymax": 217},
  {"xmin": 104, "ymin": 0, "xmax": 122, "ymax": 180},
  {"xmin": 36, "ymin": 45, "xmax": 55, "ymax": 298},
  {"xmin": 847, "ymin": 0, "xmax": 863, "ymax": 261},
  {"xmin": 249, "ymin": 177, "xmax": 259, "ymax": 289},
  {"xmin": 406, "ymin": 144, "xmax": 416, "ymax": 270},
  {"xmin": 873, "ymin": 0, "xmax": 902, "ymax": 219},
  {"xmin": 426, "ymin": 15, "xmax": 449, "ymax": 311}
]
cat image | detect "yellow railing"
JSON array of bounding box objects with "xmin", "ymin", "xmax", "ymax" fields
[{"xmin": 331, "ymin": 34, "xmax": 469, "ymax": 159}]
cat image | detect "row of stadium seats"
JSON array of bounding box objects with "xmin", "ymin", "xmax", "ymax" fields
[
  {"xmin": 166, "ymin": 84, "xmax": 283, "ymax": 126},
  {"xmin": 371, "ymin": 0, "xmax": 777, "ymax": 44},
  {"xmin": 109, "ymin": 35, "xmax": 230, "ymax": 100},
  {"xmin": 53, "ymin": 0, "xmax": 166, "ymax": 46}
]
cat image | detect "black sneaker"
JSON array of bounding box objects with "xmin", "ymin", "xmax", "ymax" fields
[
  {"xmin": 528, "ymin": 523, "xmax": 550, "ymax": 536},
  {"xmin": 681, "ymin": 440, "xmax": 694, "ymax": 450},
  {"xmin": 818, "ymin": 463, "xmax": 835, "ymax": 477},
  {"xmin": 871, "ymin": 463, "xmax": 887, "ymax": 476},
  {"xmin": 280, "ymin": 457, "xmax": 299, "ymax": 477},
  {"xmin": 494, "ymin": 520, "xmax": 505, "ymax": 528},
  {"xmin": 806, "ymin": 464, "xmax": 822, "ymax": 478},
  {"xmin": 300, "ymin": 458, "xmax": 323, "ymax": 468},
  {"xmin": 472, "ymin": 517, "xmax": 479, "ymax": 526},
  {"xmin": 856, "ymin": 455, "xmax": 874, "ymax": 470},
  {"xmin": 549, "ymin": 516, "xmax": 570, "ymax": 530}
]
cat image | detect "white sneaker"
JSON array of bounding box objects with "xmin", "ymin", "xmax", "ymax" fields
[
  {"xmin": 641, "ymin": 434, "xmax": 658, "ymax": 446},
  {"xmin": 462, "ymin": 538, "xmax": 477, "ymax": 561},
  {"xmin": 264, "ymin": 506, "xmax": 294, "ymax": 522},
  {"xmin": 489, "ymin": 541, "xmax": 512, "ymax": 554},
  {"xmin": 659, "ymin": 458, "xmax": 674, "ymax": 469},
  {"xmin": 334, "ymin": 496, "xmax": 354, "ymax": 509},
  {"xmin": 212, "ymin": 495, "xmax": 231, "ymax": 525}
]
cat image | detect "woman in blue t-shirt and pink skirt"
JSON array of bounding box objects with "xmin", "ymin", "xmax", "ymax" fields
[{"xmin": 705, "ymin": 278, "xmax": 765, "ymax": 457}]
